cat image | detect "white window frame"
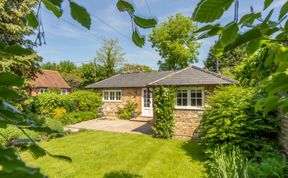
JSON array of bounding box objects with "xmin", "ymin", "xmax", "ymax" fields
[
  {"xmin": 61, "ymin": 89, "xmax": 68, "ymax": 95},
  {"xmin": 175, "ymin": 87, "xmax": 205, "ymax": 110},
  {"xmin": 38, "ymin": 88, "xmax": 48, "ymax": 94},
  {"xmin": 102, "ymin": 90, "xmax": 122, "ymax": 102}
]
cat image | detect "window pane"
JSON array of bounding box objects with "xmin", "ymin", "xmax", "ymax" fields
[
  {"xmin": 191, "ymin": 99, "xmax": 196, "ymax": 106},
  {"xmin": 110, "ymin": 92, "xmax": 115, "ymax": 100},
  {"xmin": 197, "ymin": 90, "xmax": 202, "ymax": 97},
  {"xmin": 104, "ymin": 92, "xmax": 109, "ymax": 100},
  {"xmin": 191, "ymin": 91, "xmax": 196, "ymax": 97},
  {"xmin": 183, "ymin": 99, "xmax": 187, "ymax": 106},
  {"xmin": 116, "ymin": 91, "xmax": 121, "ymax": 100},
  {"xmin": 197, "ymin": 99, "xmax": 202, "ymax": 106},
  {"xmin": 177, "ymin": 99, "xmax": 182, "ymax": 106}
]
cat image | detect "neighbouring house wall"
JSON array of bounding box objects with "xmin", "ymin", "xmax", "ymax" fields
[
  {"xmin": 98, "ymin": 88, "xmax": 142, "ymax": 119},
  {"xmin": 29, "ymin": 88, "xmax": 71, "ymax": 96},
  {"xmin": 173, "ymin": 86, "xmax": 216, "ymax": 139},
  {"xmin": 280, "ymin": 115, "xmax": 288, "ymax": 155}
]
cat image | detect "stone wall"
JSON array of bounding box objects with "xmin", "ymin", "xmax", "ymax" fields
[
  {"xmin": 280, "ymin": 115, "xmax": 288, "ymax": 155},
  {"xmin": 98, "ymin": 88, "xmax": 142, "ymax": 119},
  {"xmin": 172, "ymin": 85, "xmax": 216, "ymax": 139}
]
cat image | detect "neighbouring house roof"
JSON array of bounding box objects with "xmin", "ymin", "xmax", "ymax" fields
[
  {"xmin": 85, "ymin": 66, "xmax": 236, "ymax": 89},
  {"xmin": 30, "ymin": 70, "xmax": 71, "ymax": 89}
]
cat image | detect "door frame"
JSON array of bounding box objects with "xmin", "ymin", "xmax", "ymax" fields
[{"xmin": 141, "ymin": 88, "xmax": 153, "ymax": 117}]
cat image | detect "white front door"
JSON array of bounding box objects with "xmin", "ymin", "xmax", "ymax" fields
[{"xmin": 142, "ymin": 88, "xmax": 153, "ymax": 117}]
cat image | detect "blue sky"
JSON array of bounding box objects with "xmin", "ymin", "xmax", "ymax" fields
[{"xmin": 34, "ymin": 0, "xmax": 285, "ymax": 69}]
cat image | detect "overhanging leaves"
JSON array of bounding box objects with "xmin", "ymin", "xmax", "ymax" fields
[
  {"xmin": 279, "ymin": 1, "xmax": 288, "ymax": 20},
  {"xmin": 239, "ymin": 13, "xmax": 261, "ymax": 25},
  {"xmin": 116, "ymin": 0, "xmax": 135, "ymax": 13},
  {"xmin": 0, "ymin": 87, "xmax": 21, "ymax": 100},
  {"xmin": 132, "ymin": 29, "xmax": 145, "ymax": 47},
  {"xmin": 192, "ymin": 0, "xmax": 234, "ymax": 23},
  {"xmin": 0, "ymin": 73, "xmax": 24, "ymax": 87},
  {"xmin": 3, "ymin": 45, "xmax": 32, "ymax": 56},
  {"xmin": 194, "ymin": 24, "xmax": 220, "ymax": 33},
  {"xmin": 70, "ymin": 1, "xmax": 91, "ymax": 29},
  {"xmin": 224, "ymin": 28, "xmax": 262, "ymax": 52},
  {"xmin": 220, "ymin": 22, "xmax": 239, "ymax": 46},
  {"xmin": 264, "ymin": 0, "xmax": 273, "ymax": 10},
  {"xmin": 25, "ymin": 13, "xmax": 38, "ymax": 29},
  {"xmin": 133, "ymin": 16, "xmax": 157, "ymax": 29},
  {"xmin": 42, "ymin": 0, "xmax": 62, "ymax": 18}
]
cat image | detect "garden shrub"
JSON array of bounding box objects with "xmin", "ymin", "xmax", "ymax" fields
[
  {"xmin": 26, "ymin": 93, "xmax": 75, "ymax": 117},
  {"xmin": 152, "ymin": 86, "xmax": 176, "ymax": 139},
  {"xmin": 200, "ymin": 85, "xmax": 280, "ymax": 156},
  {"xmin": 69, "ymin": 90, "xmax": 102, "ymax": 113},
  {"xmin": 247, "ymin": 151, "xmax": 287, "ymax": 178},
  {"xmin": 53, "ymin": 107, "xmax": 67, "ymax": 119},
  {"xmin": 117, "ymin": 101, "xmax": 138, "ymax": 120},
  {"xmin": 206, "ymin": 146, "xmax": 248, "ymax": 178},
  {"xmin": 61, "ymin": 112, "xmax": 97, "ymax": 125}
]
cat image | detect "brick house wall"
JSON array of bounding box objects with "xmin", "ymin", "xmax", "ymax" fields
[
  {"xmin": 98, "ymin": 88, "xmax": 142, "ymax": 119},
  {"xmin": 280, "ymin": 115, "xmax": 288, "ymax": 155},
  {"xmin": 173, "ymin": 86, "xmax": 216, "ymax": 139}
]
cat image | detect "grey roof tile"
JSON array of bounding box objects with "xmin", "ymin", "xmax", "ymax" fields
[{"xmin": 85, "ymin": 66, "xmax": 236, "ymax": 89}]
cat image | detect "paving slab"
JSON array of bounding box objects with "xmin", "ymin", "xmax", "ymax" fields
[{"xmin": 64, "ymin": 119, "xmax": 152, "ymax": 135}]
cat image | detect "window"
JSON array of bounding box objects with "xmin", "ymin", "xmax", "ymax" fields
[
  {"xmin": 38, "ymin": 88, "xmax": 47, "ymax": 94},
  {"xmin": 176, "ymin": 88, "xmax": 204, "ymax": 109},
  {"xmin": 103, "ymin": 90, "xmax": 122, "ymax": 101},
  {"xmin": 61, "ymin": 89, "xmax": 68, "ymax": 95}
]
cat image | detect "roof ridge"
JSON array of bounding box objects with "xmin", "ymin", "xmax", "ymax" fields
[
  {"xmin": 148, "ymin": 67, "xmax": 190, "ymax": 86},
  {"xmin": 85, "ymin": 74, "xmax": 121, "ymax": 88},
  {"xmin": 191, "ymin": 65, "xmax": 237, "ymax": 83}
]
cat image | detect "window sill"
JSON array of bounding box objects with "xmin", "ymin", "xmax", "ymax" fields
[
  {"xmin": 103, "ymin": 100, "xmax": 122, "ymax": 103},
  {"xmin": 174, "ymin": 106, "xmax": 204, "ymax": 111}
]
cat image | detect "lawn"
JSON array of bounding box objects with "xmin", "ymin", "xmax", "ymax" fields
[{"xmin": 21, "ymin": 131, "xmax": 206, "ymax": 178}]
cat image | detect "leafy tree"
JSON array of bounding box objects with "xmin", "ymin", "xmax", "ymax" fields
[
  {"xmin": 94, "ymin": 39, "xmax": 125, "ymax": 78},
  {"xmin": 149, "ymin": 13, "xmax": 200, "ymax": 71},
  {"xmin": 121, "ymin": 63, "xmax": 155, "ymax": 73},
  {"xmin": 57, "ymin": 60, "xmax": 77, "ymax": 73},
  {"xmin": 41, "ymin": 62, "xmax": 58, "ymax": 71},
  {"xmin": 204, "ymin": 47, "xmax": 246, "ymax": 77},
  {"xmin": 0, "ymin": 0, "xmax": 38, "ymax": 45},
  {"xmin": 192, "ymin": 0, "xmax": 288, "ymax": 115}
]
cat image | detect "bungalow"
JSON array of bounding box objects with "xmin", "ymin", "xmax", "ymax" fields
[
  {"xmin": 28, "ymin": 70, "xmax": 71, "ymax": 96},
  {"xmin": 85, "ymin": 66, "xmax": 235, "ymax": 138}
]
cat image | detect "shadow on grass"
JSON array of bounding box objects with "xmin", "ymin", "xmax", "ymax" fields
[
  {"xmin": 181, "ymin": 140, "xmax": 206, "ymax": 162},
  {"xmin": 103, "ymin": 170, "xmax": 142, "ymax": 178}
]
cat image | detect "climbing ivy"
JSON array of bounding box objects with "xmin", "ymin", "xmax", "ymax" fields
[{"xmin": 152, "ymin": 86, "xmax": 176, "ymax": 139}]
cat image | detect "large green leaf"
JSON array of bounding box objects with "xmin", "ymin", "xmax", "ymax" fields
[
  {"xmin": 279, "ymin": 1, "xmax": 288, "ymax": 20},
  {"xmin": 116, "ymin": 0, "xmax": 135, "ymax": 14},
  {"xmin": 42, "ymin": 0, "xmax": 62, "ymax": 18},
  {"xmin": 194, "ymin": 24, "xmax": 220, "ymax": 33},
  {"xmin": 197, "ymin": 26, "xmax": 223, "ymax": 40},
  {"xmin": 192, "ymin": 0, "xmax": 234, "ymax": 23},
  {"xmin": 0, "ymin": 87, "xmax": 21, "ymax": 99},
  {"xmin": 133, "ymin": 16, "xmax": 157, "ymax": 29},
  {"xmin": 246, "ymin": 40, "xmax": 261, "ymax": 54},
  {"xmin": 264, "ymin": 0, "xmax": 273, "ymax": 10},
  {"xmin": 49, "ymin": 0, "xmax": 63, "ymax": 7},
  {"xmin": 132, "ymin": 30, "xmax": 145, "ymax": 47},
  {"xmin": 25, "ymin": 13, "xmax": 38, "ymax": 29},
  {"xmin": 220, "ymin": 22, "xmax": 239, "ymax": 46},
  {"xmin": 3, "ymin": 45, "xmax": 32, "ymax": 56},
  {"xmin": 69, "ymin": 1, "xmax": 91, "ymax": 29},
  {"xmin": 239, "ymin": 13, "xmax": 261, "ymax": 25},
  {"xmin": 0, "ymin": 73, "xmax": 24, "ymax": 87},
  {"xmin": 255, "ymin": 95, "xmax": 279, "ymax": 116},
  {"xmin": 224, "ymin": 28, "xmax": 262, "ymax": 51}
]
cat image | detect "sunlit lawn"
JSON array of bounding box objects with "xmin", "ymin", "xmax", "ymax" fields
[{"xmin": 21, "ymin": 131, "xmax": 206, "ymax": 178}]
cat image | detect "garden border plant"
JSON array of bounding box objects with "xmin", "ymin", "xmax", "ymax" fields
[{"xmin": 152, "ymin": 86, "xmax": 176, "ymax": 139}]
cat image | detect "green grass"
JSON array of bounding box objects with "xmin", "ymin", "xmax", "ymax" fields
[{"xmin": 21, "ymin": 131, "xmax": 206, "ymax": 178}]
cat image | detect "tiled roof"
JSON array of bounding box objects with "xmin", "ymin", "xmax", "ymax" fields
[
  {"xmin": 149, "ymin": 66, "xmax": 236, "ymax": 86},
  {"xmin": 85, "ymin": 66, "xmax": 236, "ymax": 89},
  {"xmin": 30, "ymin": 70, "xmax": 71, "ymax": 89},
  {"xmin": 85, "ymin": 71, "xmax": 174, "ymax": 89}
]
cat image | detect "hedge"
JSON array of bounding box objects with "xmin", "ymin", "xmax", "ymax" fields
[{"xmin": 61, "ymin": 112, "xmax": 97, "ymax": 125}]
